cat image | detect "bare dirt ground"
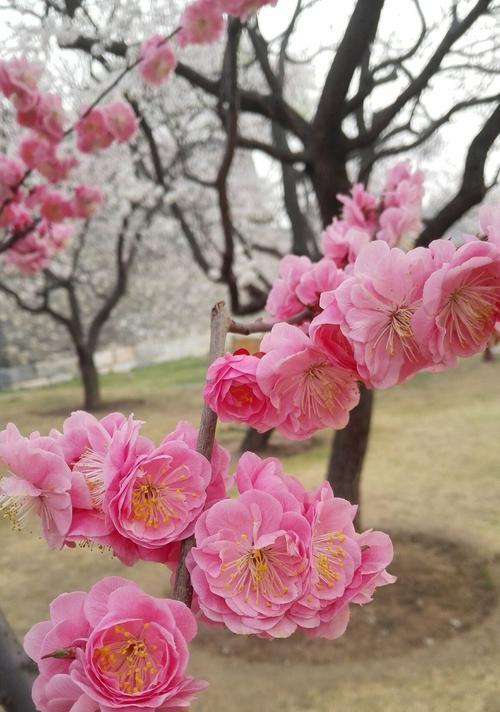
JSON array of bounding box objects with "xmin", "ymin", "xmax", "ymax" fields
[{"xmin": 1, "ymin": 356, "xmax": 500, "ymax": 711}]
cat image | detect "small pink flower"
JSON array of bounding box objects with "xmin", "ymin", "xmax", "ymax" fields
[
  {"xmin": 162, "ymin": 420, "xmax": 231, "ymax": 507},
  {"xmin": 0, "ymin": 202, "xmax": 32, "ymax": 231},
  {"xmin": 257, "ymin": 323, "xmax": 360, "ymax": 439},
  {"xmin": 40, "ymin": 190, "xmax": 74, "ymax": 222},
  {"xmin": 219, "ymin": 0, "xmax": 278, "ymax": 21},
  {"xmin": 334, "ymin": 240, "xmax": 431, "ymax": 388},
  {"xmin": 102, "ymin": 100, "xmax": 138, "ymax": 143},
  {"xmin": 0, "ymin": 424, "xmax": 73, "ymax": 547},
  {"xmin": 72, "ymin": 184, "xmax": 104, "ymax": 218},
  {"xmin": 309, "ymin": 289, "xmax": 358, "ymax": 373},
  {"xmin": 338, "ymin": 183, "xmax": 378, "ymax": 233},
  {"xmin": 178, "ymin": 0, "xmax": 225, "ymax": 46},
  {"xmin": 479, "ymin": 203, "xmax": 500, "ymax": 245},
  {"xmin": 296, "ymin": 258, "xmax": 345, "ymax": 315},
  {"xmin": 321, "ymin": 219, "xmax": 371, "ymax": 269},
  {"xmin": 235, "ymin": 451, "xmax": 306, "ymax": 513},
  {"xmin": 4, "ymin": 230, "xmax": 50, "ymax": 274},
  {"xmin": 0, "ymin": 58, "xmax": 41, "ymax": 112},
  {"xmin": 75, "ymin": 108, "xmax": 114, "ymax": 153},
  {"xmin": 104, "ymin": 440, "xmax": 211, "ymax": 563},
  {"xmin": 188, "ymin": 489, "xmax": 310, "ymax": 638},
  {"xmin": 413, "ymin": 239, "xmax": 500, "ymax": 367},
  {"xmin": 24, "ymin": 577, "xmax": 207, "ymax": 711},
  {"xmin": 377, "ymin": 161, "xmax": 423, "ymax": 246},
  {"xmin": 138, "ymin": 36, "xmax": 177, "ymax": 87},
  {"xmin": 34, "ymin": 93, "xmax": 66, "ymax": 143},
  {"xmin": 0, "ymin": 155, "xmax": 25, "ymax": 204},
  {"xmin": 290, "ymin": 484, "xmax": 395, "ymax": 639},
  {"xmin": 266, "ymin": 254, "xmax": 312, "ymax": 321},
  {"xmin": 204, "ymin": 350, "xmax": 279, "ymax": 431}
]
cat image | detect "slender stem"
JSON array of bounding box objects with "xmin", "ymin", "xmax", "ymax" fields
[
  {"xmin": 173, "ymin": 301, "xmax": 230, "ymax": 607},
  {"xmin": 228, "ymin": 307, "xmax": 312, "ymax": 335}
]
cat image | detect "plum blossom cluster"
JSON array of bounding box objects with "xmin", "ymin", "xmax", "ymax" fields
[
  {"xmin": 0, "ymin": 413, "xmax": 231, "ymax": 565},
  {"xmin": 0, "ymin": 0, "xmax": 279, "ymax": 272},
  {"xmin": 0, "ymin": 58, "xmax": 115, "ymax": 272},
  {"xmin": 205, "ymin": 167, "xmax": 500, "ymax": 436},
  {"xmin": 24, "ymin": 577, "xmax": 207, "ymax": 711},
  {"xmin": 188, "ymin": 452, "xmax": 394, "ymax": 639}
]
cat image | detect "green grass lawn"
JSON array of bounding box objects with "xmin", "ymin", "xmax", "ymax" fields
[{"xmin": 1, "ymin": 354, "xmax": 500, "ymax": 712}]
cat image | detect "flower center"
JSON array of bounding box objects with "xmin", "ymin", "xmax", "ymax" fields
[
  {"xmin": 222, "ymin": 539, "xmax": 303, "ymax": 605},
  {"xmin": 74, "ymin": 448, "xmax": 105, "ymax": 510},
  {"xmin": 300, "ymin": 361, "xmax": 345, "ymax": 415},
  {"xmin": 442, "ymin": 280, "xmax": 496, "ymax": 346},
  {"xmin": 229, "ymin": 383, "xmax": 254, "ymax": 405},
  {"xmin": 94, "ymin": 624, "xmax": 158, "ymax": 695},
  {"xmin": 313, "ymin": 531, "xmax": 347, "ymax": 590},
  {"xmin": 375, "ymin": 304, "xmax": 418, "ymax": 359},
  {"xmin": 131, "ymin": 472, "xmax": 180, "ymax": 528}
]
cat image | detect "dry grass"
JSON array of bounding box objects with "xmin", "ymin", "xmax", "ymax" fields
[{"xmin": 1, "ymin": 354, "xmax": 500, "ymax": 711}]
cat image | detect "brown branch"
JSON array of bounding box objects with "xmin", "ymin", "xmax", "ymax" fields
[
  {"xmin": 416, "ymin": 102, "xmax": 500, "ymax": 246},
  {"xmin": 228, "ymin": 307, "xmax": 312, "ymax": 335},
  {"xmin": 351, "ymin": 0, "xmax": 494, "ymax": 148},
  {"xmin": 173, "ymin": 301, "xmax": 230, "ymax": 607},
  {"xmin": 313, "ymin": 0, "xmax": 385, "ymax": 140}
]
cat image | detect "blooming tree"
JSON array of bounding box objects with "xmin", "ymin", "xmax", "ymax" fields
[
  {"xmin": 0, "ymin": 2, "xmax": 500, "ymax": 710},
  {"xmin": 21, "ymin": 0, "xmax": 500, "ymax": 499}
]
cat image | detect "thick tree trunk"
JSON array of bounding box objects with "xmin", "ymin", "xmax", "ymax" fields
[
  {"xmin": 0, "ymin": 608, "xmax": 37, "ymax": 712},
  {"xmin": 77, "ymin": 347, "xmax": 101, "ymax": 410},
  {"xmin": 240, "ymin": 427, "xmax": 273, "ymax": 454},
  {"xmin": 326, "ymin": 385, "xmax": 374, "ymax": 528}
]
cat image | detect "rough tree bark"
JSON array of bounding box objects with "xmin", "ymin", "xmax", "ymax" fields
[
  {"xmin": 326, "ymin": 386, "xmax": 374, "ymax": 527},
  {"xmin": 240, "ymin": 427, "xmax": 273, "ymax": 454},
  {"xmin": 77, "ymin": 346, "xmax": 101, "ymax": 411},
  {"xmin": 0, "ymin": 608, "xmax": 36, "ymax": 712}
]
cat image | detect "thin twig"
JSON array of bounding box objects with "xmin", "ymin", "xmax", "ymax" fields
[
  {"xmin": 173, "ymin": 301, "xmax": 230, "ymax": 607},
  {"xmin": 228, "ymin": 307, "xmax": 312, "ymax": 335}
]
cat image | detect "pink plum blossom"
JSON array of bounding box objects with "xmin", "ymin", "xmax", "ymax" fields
[
  {"xmin": 0, "ymin": 155, "xmax": 25, "ymax": 204},
  {"xmin": 338, "ymin": 183, "xmax": 378, "ymax": 233},
  {"xmin": 266, "ymin": 254, "xmax": 312, "ymax": 321},
  {"xmin": 102, "ymin": 100, "xmax": 139, "ymax": 143},
  {"xmin": 178, "ymin": 0, "xmax": 225, "ymax": 46},
  {"xmin": 139, "ymin": 36, "xmax": 177, "ymax": 87},
  {"xmin": 76, "ymin": 108, "xmax": 114, "ymax": 153},
  {"xmin": 0, "ymin": 424, "xmax": 74, "ymax": 547},
  {"xmin": 290, "ymin": 484, "xmax": 395, "ymax": 638},
  {"xmin": 321, "ymin": 219, "xmax": 371, "ymax": 269},
  {"xmin": 72, "ymin": 185, "xmax": 104, "ymax": 218},
  {"xmin": 334, "ymin": 240, "xmax": 431, "ymax": 388},
  {"xmin": 0, "ymin": 58, "xmax": 41, "ymax": 112},
  {"xmin": 296, "ymin": 258, "xmax": 345, "ymax": 315},
  {"xmin": 19, "ymin": 133, "xmax": 78, "ymax": 182},
  {"xmin": 33, "ymin": 93, "xmax": 66, "ymax": 142},
  {"xmin": 24, "ymin": 576, "xmax": 207, "ymax": 711},
  {"xmin": 377, "ymin": 161, "xmax": 423, "ymax": 246},
  {"xmin": 39, "ymin": 190, "xmax": 74, "ymax": 222},
  {"xmin": 309, "ymin": 289, "xmax": 358, "ymax": 374},
  {"xmin": 204, "ymin": 349, "xmax": 279, "ymax": 431},
  {"xmin": 479, "ymin": 203, "xmax": 500, "ymax": 245},
  {"xmin": 257, "ymin": 323, "xmax": 360, "ymax": 439},
  {"xmin": 5, "ymin": 230, "xmax": 51, "ymax": 273},
  {"xmin": 162, "ymin": 420, "xmax": 231, "ymax": 507},
  {"xmin": 235, "ymin": 451, "xmax": 306, "ymax": 513},
  {"xmin": 104, "ymin": 439, "xmax": 211, "ymax": 564},
  {"xmin": 413, "ymin": 239, "xmax": 500, "ymax": 367},
  {"xmin": 188, "ymin": 489, "xmax": 310, "ymax": 638}
]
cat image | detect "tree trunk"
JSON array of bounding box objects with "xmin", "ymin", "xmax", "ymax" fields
[
  {"xmin": 77, "ymin": 347, "xmax": 101, "ymax": 410},
  {"xmin": 240, "ymin": 427, "xmax": 273, "ymax": 454},
  {"xmin": 0, "ymin": 607, "xmax": 37, "ymax": 712},
  {"xmin": 483, "ymin": 345, "xmax": 495, "ymax": 362},
  {"xmin": 326, "ymin": 385, "xmax": 374, "ymax": 528}
]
